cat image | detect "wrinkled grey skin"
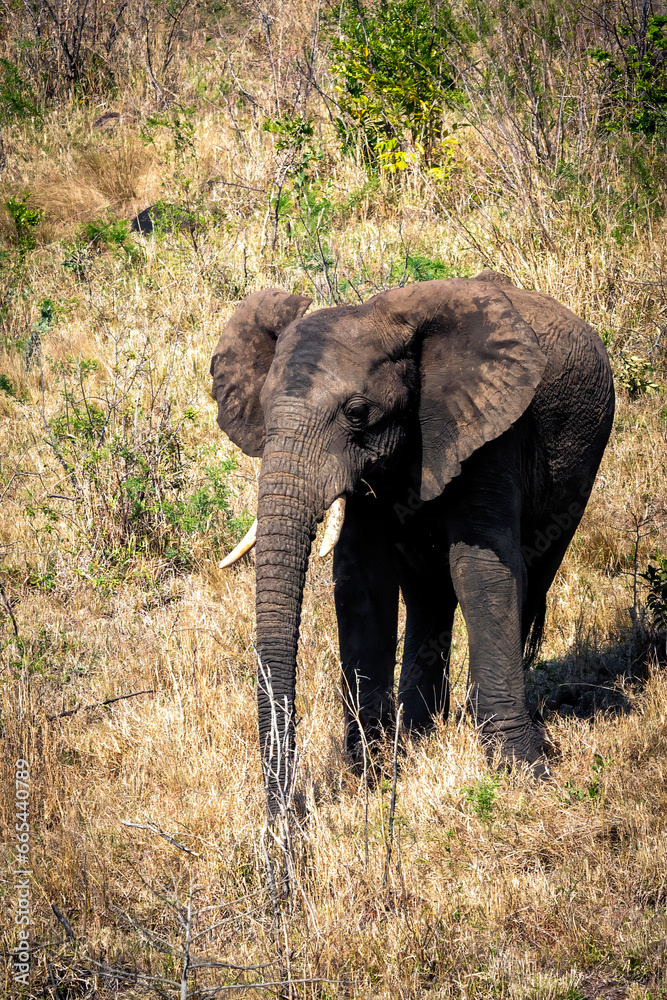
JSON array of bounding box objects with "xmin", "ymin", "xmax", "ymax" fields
[{"xmin": 210, "ymin": 272, "xmax": 615, "ymax": 813}]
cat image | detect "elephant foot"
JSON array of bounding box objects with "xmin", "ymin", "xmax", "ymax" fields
[
  {"xmin": 344, "ymin": 717, "xmax": 403, "ymax": 781},
  {"xmin": 495, "ymin": 749, "xmax": 552, "ymax": 782},
  {"xmin": 529, "ymin": 759, "xmax": 551, "ymax": 781},
  {"xmin": 400, "ymin": 697, "xmax": 447, "ymax": 742},
  {"xmin": 479, "ymin": 717, "xmax": 552, "ymax": 780}
]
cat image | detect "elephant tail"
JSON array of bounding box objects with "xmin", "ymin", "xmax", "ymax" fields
[{"xmin": 523, "ymin": 597, "xmax": 547, "ymax": 667}]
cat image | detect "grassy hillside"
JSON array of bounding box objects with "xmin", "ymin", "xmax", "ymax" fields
[{"xmin": 1, "ymin": 2, "xmax": 667, "ymax": 997}]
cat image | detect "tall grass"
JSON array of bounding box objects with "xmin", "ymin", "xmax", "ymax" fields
[{"xmin": 0, "ymin": 1, "xmax": 666, "ymax": 997}]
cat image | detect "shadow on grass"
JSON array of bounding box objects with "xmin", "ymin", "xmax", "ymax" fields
[{"xmin": 525, "ymin": 627, "xmax": 667, "ymax": 724}]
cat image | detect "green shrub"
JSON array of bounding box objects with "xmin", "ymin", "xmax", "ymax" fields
[
  {"xmin": 462, "ymin": 776, "xmax": 498, "ymax": 822},
  {"xmin": 0, "ymin": 373, "xmax": 17, "ymax": 397},
  {"xmin": 49, "ymin": 357, "xmax": 107, "ymax": 443},
  {"xmin": 5, "ymin": 191, "xmax": 43, "ymax": 256},
  {"xmin": 0, "ymin": 59, "xmax": 40, "ymax": 124},
  {"xmin": 591, "ymin": 13, "xmax": 667, "ymax": 136},
  {"xmin": 390, "ymin": 253, "xmax": 463, "ymax": 284},
  {"xmin": 143, "ymin": 200, "xmax": 208, "ymax": 240},
  {"xmin": 330, "ymin": 0, "xmax": 467, "ymax": 166},
  {"xmin": 262, "ymin": 114, "xmax": 314, "ymax": 151},
  {"xmin": 79, "ymin": 216, "xmax": 143, "ymax": 263},
  {"xmin": 46, "ymin": 351, "xmax": 246, "ymax": 567},
  {"xmin": 62, "ymin": 215, "xmax": 143, "ymax": 278},
  {"xmin": 614, "ymin": 353, "xmax": 659, "ymax": 399}
]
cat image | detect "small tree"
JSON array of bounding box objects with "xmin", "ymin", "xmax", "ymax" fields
[{"xmin": 331, "ymin": 0, "xmax": 467, "ymax": 167}]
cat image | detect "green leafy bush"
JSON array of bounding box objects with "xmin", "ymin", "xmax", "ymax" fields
[
  {"xmin": 143, "ymin": 105, "xmax": 197, "ymax": 161},
  {"xmin": 462, "ymin": 776, "xmax": 498, "ymax": 822},
  {"xmin": 390, "ymin": 253, "xmax": 462, "ymax": 284},
  {"xmin": 263, "ymin": 114, "xmax": 321, "ymax": 212},
  {"xmin": 46, "ymin": 349, "xmax": 247, "ymax": 567},
  {"xmin": 591, "ymin": 13, "xmax": 667, "ymax": 136},
  {"xmin": 80, "ymin": 216, "xmax": 143, "ymax": 263},
  {"xmin": 62, "ymin": 216, "xmax": 143, "ymax": 278},
  {"xmin": 262, "ymin": 114, "xmax": 314, "ymax": 151},
  {"xmin": 614, "ymin": 353, "xmax": 660, "ymax": 399},
  {"xmin": 331, "ymin": 0, "xmax": 466, "ymax": 166},
  {"xmin": 0, "ymin": 59, "xmax": 40, "ymax": 124},
  {"xmin": 0, "ymin": 373, "xmax": 17, "ymax": 397},
  {"xmin": 142, "ymin": 200, "xmax": 208, "ymax": 240},
  {"xmin": 5, "ymin": 191, "xmax": 43, "ymax": 257}
]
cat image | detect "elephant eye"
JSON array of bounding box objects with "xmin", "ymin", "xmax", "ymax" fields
[{"xmin": 344, "ymin": 397, "xmax": 370, "ymax": 428}]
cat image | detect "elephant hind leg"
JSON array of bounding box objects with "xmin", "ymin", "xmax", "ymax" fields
[
  {"xmin": 523, "ymin": 594, "xmax": 547, "ymax": 666},
  {"xmin": 520, "ymin": 505, "xmax": 582, "ymax": 663}
]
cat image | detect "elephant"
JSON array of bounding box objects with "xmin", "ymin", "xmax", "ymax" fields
[{"xmin": 210, "ymin": 271, "xmax": 615, "ymax": 813}]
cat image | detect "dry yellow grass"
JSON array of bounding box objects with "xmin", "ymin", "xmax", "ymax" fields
[{"xmin": 1, "ymin": 4, "xmax": 667, "ymax": 997}]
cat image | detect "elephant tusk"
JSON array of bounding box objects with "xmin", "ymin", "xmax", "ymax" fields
[
  {"xmin": 219, "ymin": 518, "xmax": 257, "ymax": 568},
  {"xmin": 318, "ymin": 497, "xmax": 346, "ymax": 558}
]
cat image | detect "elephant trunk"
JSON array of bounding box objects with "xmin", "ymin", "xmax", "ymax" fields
[{"xmin": 254, "ymin": 444, "xmax": 319, "ymax": 815}]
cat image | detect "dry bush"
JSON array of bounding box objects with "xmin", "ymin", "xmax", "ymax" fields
[
  {"xmin": 76, "ymin": 134, "xmax": 153, "ymax": 208},
  {"xmin": 25, "ymin": 177, "xmax": 110, "ymax": 232},
  {"xmin": 25, "ymin": 137, "xmax": 153, "ymax": 231}
]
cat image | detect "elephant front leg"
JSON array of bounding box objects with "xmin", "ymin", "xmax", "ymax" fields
[
  {"xmin": 333, "ymin": 498, "xmax": 399, "ymax": 759},
  {"xmin": 398, "ymin": 568, "xmax": 457, "ymax": 735},
  {"xmin": 448, "ymin": 538, "xmax": 544, "ymax": 769}
]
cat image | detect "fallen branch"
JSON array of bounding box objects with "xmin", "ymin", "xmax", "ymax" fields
[
  {"xmin": 120, "ymin": 818, "xmax": 201, "ymax": 857},
  {"xmin": 51, "ymin": 904, "xmax": 75, "ymax": 942},
  {"xmin": 47, "ymin": 689, "xmax": 155, "ymax": 721},
  {"xmin": 88, "ymin": 955, "xmax": 351, "ymax": 995}
]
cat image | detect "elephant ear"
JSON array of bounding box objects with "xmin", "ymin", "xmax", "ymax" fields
[
  {"xmin": 210, "ymin": 289, "xmax": 312, "ymax": 456},
  {"xmin": 377, "ymin": 278, "xmax": 547, "ymax": 501}
]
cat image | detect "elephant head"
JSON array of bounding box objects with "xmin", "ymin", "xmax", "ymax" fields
[{"xmin": 210, "ymin": 278, "xmax": 547, "ymax": 812}]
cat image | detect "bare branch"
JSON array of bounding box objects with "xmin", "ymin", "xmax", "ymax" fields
[
  {"xmin": 47, "ymin": 689, "xmax": 155, "ymax": 721},
  {"xmin": 120, "ymin": 818, "xmax": 201, "ymax": 858},
  {"xmin": 51, "ymin": 903, "xmax": 75, "ymax": 941}
]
